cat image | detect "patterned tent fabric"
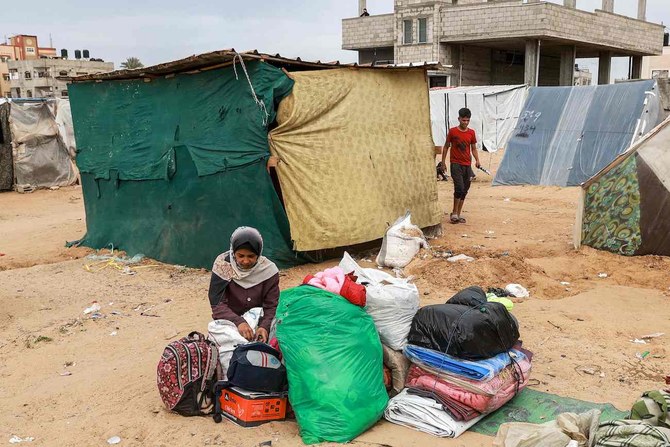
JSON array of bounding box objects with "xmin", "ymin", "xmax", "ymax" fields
[
  {"xmin": 269, "ymin": 68, "xmax": 440, "ymax": 251},
  {"xmin": 578, "ymin": 116, "xmax": 670, "ymax": 256}
]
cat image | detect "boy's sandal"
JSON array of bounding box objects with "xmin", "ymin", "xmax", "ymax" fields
[
  {"xmin": 458, "ymin": 217, "xmax": 467, "ymax": 223},
  {"xmin": 450, "ymin": 214, "xmax": 459, "ymax": 224}
]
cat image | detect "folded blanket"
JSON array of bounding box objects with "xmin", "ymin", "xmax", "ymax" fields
[
  {"xmin": 406, "ymin": 362, "xmax": 530, "ymax": 414},
  {"xmin": 407, "ymin": 388, "xmax": 480, "ymax": 422},
  {"xmin": 404, "ymin": 344, "xmax": 527, "ymax": 381},
  {"xmin": 385, "ymin": 389, "xmax": 485, "ymax": 438}
]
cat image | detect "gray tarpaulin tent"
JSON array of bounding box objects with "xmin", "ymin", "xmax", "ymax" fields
[
  {"xmin": 493, "ymin": 80, "xmax": 663, "ymax": 186},
  {"xmin": 430, "ymin": 85, "xmax": 527, "ymax": 153},
  {"xmin": 9, "ymin": 99, "xmax": 78, "ymax": 192}
]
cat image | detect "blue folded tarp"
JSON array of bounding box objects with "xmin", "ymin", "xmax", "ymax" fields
[{"xmin": 404, "ymin": 344, "xmax": 526, "ymax": 382}]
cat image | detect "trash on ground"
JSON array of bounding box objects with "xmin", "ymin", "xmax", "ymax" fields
[
  {"xmin": 575, "ymin": 365, "xmax": 602, "ymax": 376},
  {"xmin": 83, "ymin": 302, "xmax": 101, "ymax": 315},
  {"xmin": 110, "ymin": 331, "xmax": 118, "ymax": 336},
  {"xmin": 107, "ymin": 436, "xmax": 121, "ymax": 445},
  {"xmin": 9, "ymin": 435, "xmax": 35, "ymax": 444},
  {"xmin": 635, "ymin": 351, "xmax": 650, "ymax": 360},
  {"xmin": 60, "ymin": 371, "xmax": 72, "ymax": 376},
  {"xmin": 560, "ymin": 281, "xmax": 570, "ymax": 286},
  {"xmin": 630, "ymin": 339, "xmax": 647, "ymax": 344},
  {"xmin": 640, "ymin": 332, "xmax": 664, "ymax": 340},
  {"xmin": 447, "ymin": 254, "xmax": 475, "ymax": 263},
  {"xmin": 597, "ymin": 273, "xmax": 608, "ymax": 278},
  {"xmin": 505, "ymin": 284, "xmax": 530, "ymax": 298},
  {"xmin": 90, "ymin": 312, "xmax": 105, "ymax": 320}
]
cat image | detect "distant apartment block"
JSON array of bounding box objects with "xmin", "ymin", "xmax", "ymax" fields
[
  {"xmin": 342, "ymin": 0, "xmax": 665, "ymax": 87},
  {"xmin": 1, "ymin": 35, "xmax": 56, "ymax": 97},
  {"xmin": 1, "ymin": 34, "xmax": 113, "ymax": 98},
  {"xmin": 574, "ymin": 65, "xmax": 592, "ymax": 86},
  {"xmin": 642, "ymin": 33, "xmax": 670, "ymax": 80}
]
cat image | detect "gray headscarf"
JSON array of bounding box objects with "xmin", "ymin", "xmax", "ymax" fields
[{"xmin": 211, "ymin": 227, "xmax": 279, "ymax": 289}]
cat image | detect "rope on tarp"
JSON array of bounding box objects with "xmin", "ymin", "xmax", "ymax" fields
[{"xmin": 232, "ymin": 52, "xmax": 270, "ymax": 127}]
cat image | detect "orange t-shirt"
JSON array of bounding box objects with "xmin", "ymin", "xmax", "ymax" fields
[{"xmin": 447, "ymin": 127, "xmax": 477, "ymax": 166}]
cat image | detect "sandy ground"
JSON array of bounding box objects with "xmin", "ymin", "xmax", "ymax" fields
[{"xmin": 1, "ymin": 151, "xmax": 669, "ymax": 446}]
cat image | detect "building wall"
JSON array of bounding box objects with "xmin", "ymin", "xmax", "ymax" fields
[
  {"xmin": 342, "ymin": 14, "xmax": 395, "ymax": 50},
  {"xmin": 438, "ymin": 2, "xmax": 663, "ymax": 55},
  {"xmin": 641, "ymin": 47, "xmax": 670, "ymax": 79},
  {"xmin": 1, "ymin": 35, "xmax": 58, "ymax": 97},
  {"xmin": 343, "ymin": 0, "xmax": 663, "ymax": 86},
  {"xmin": 358, "ymin": 48, "xmax": 395, "ymax": 64},
  {"xmin": 8, "ymin": 59, "xmax": 114, "ymax": 98}
]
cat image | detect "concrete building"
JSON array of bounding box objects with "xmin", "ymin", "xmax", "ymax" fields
[
  {"xmin": 574, "ymin": 65, "xmax": 592, "ymax": 86},
  {"xmin": 641, "ymin": 34, "xmax": 670, "ymax": 80},
  {"xmin": 8, "ymin": 58, "xmax": 114, "ymax": 98},
  {"xmin": 342, "ymin": 0, "xmax": 665, "ymax": 87},
  {"xmin": 1, "ymin": 35, "xmax": 56, "ymax": 97}
]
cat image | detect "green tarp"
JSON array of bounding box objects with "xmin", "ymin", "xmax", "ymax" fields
[
  {"xmin": 471, "ymin": 388, "xmax": 629, "ymax": 437},
  {"xmin": 70, "ymin": 61, "xmax": 294, "ymax": 180},
  {"xmin": 69, "ymin": 61, "xmax": 302, "ymax": 269}
]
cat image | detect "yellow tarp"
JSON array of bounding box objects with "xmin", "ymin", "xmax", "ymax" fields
[{"xmin": 269, "ymin": 68, "xmax": 440, "ymax": 251}]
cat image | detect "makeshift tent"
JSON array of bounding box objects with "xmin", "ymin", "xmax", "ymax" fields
[
  {"xmin": 494, "ymin": 80, "xmax": 663, "ymax": 186},
  {"xmin": 430, "ymin": 85, "xmax": 527, "ymax": 152},
  {"xmin": 0, "ymin": 100, "xmax": 12, "ymax": 191},
  {"xmin": 8, "ymin": 99, "xmax": 78, "ymax": 191},
  {"xmin": 270, "ymin": 69, "xmax": 440, "ymax": 251},
  {"xmin": 575, "ymin": 116, "xmax": 670, "ymax": 256},
  {"xmin": 68, "ymin": 50, "xmax": 440, "ymax": 269}
]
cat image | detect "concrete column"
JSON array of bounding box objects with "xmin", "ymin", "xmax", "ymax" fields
[
  {"xmin": 637, "ymin": 0, "xmax": 647, "ymax": 21},
  {"xmin": 559, "ymin": 46, "xmax": 576, "ymax": 86},
  {"xmin": 631, "ymin": 55, "xmax": 643, "ymax": 79},
  {"xmin": 601, "ymin": 0, "xmax": 614, "ymax": 13},
  {"xmin": 598, "ymin": 51, "xmax": 612, "ymax": 84},
  {"xmin": 564, "ymin": 0, "xmax": 576, "ymax": 8},
  {"xmin": 359, "ymin": 0, "xmax": 367, "ymax": 16},
  {"xmin": 525, "ymin": 39, "xmax": 540, "ymax": 87}
]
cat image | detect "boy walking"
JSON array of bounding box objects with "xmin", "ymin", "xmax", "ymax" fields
[{"xmin": 441, "ymin": 107, "xmax": 481, "ymax": 224}]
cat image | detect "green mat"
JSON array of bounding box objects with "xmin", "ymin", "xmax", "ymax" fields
[{"xmin": 471, "ymin": 388, "xmax": 629, "ymax": 437}]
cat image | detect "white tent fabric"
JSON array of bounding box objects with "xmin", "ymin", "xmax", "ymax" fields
[
  {"xmin": 384, "ymin": 389, "xmax": 485, "ymax": 438},
  {"xmin": 430, "ymin": 85, "xmax": 527, "ymax": 152}
]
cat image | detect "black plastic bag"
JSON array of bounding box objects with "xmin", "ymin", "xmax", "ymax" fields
[{"xmin": 407, "ymin": 286, "xmax": 519, "ymax": 360}]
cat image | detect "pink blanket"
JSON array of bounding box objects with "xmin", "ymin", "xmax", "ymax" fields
[
  {"xmin": 306, "ymin": 267, "xmax": 345, "ymax": 294},
  {"xmin": 405, "ymin": 357, "xmax": 531, "ymax": 414}
]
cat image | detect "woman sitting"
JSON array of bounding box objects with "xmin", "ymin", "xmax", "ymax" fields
[{"xmin": 208, "ymin": 227, "xmax": 279, "ymax": 343}]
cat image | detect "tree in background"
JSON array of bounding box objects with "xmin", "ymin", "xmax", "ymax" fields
[{"xmin": 120, "ymin": 57, "xmax": 144, "ymax": 69}]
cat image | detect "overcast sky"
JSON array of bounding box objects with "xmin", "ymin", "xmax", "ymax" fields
[{"xmin": 2, "ymin": 0, "xmax": 667, "ymax": 81}]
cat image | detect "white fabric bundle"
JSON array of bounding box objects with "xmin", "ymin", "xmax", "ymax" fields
[{"xmin": 384, "ymin": 389, "xmax": 484, "ymax": 438}]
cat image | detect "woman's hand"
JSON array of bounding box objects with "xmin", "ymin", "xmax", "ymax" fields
[
  {"xmin": 237, "ymin": 322, "xmax": 254, "ymax": 341},
  {"xmin": 255, "ymin": 327, "xmax": 269, "ymax": 343}
]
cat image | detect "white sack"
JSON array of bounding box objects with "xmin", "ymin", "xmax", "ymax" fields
[
  {"xmin": 340, "ymin": 252, "xmax": 419, "ymax": 350},
  {"xmin": 376, "ymin": 212, "xmax": 428, "ymax": 269}
]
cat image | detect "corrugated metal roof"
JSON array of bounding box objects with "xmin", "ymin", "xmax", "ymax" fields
[{"xmin": 68, "ymin": 49, "xmax": 442, "ymax": 82}]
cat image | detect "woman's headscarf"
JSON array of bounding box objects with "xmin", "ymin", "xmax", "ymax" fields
[{"xmin": 211, "ymin": 227, "xmax": 279, "ymax": 289}]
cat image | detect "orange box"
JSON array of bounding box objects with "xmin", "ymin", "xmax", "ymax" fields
[{"xmin": 215, "ymin": 386, "xmax": 288, "ymax": 427}]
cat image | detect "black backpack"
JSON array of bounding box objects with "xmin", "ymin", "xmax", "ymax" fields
[{"xmin": 225, "ymin": 342, "xmax": 288, "ymax": 393}]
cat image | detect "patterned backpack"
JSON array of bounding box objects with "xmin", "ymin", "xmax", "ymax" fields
[{"xmin": 157, "ymin": 332, "xmax": 219, "ymax": 416}]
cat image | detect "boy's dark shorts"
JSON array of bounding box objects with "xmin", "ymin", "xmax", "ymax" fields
[{"xmin": 451, "ymin": 163, "xmax": 472, "ymax": 200}]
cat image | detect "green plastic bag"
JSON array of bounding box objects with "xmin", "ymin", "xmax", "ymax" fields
[{"xmin": 276, "ymin": 286, "xmax": 389, "ymax": 445}]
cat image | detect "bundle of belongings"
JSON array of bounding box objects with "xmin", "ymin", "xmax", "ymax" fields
[
  {"xmin": 493, "ymin": 390, "xmax": 670, "ymax": 447},
  {"xmin": 384, "ymin": 286, "xmax": 532, "ymax": 438},
  {"xmin": 156, "ymin": 327, "xmax": 290, "ymax": 426}
]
